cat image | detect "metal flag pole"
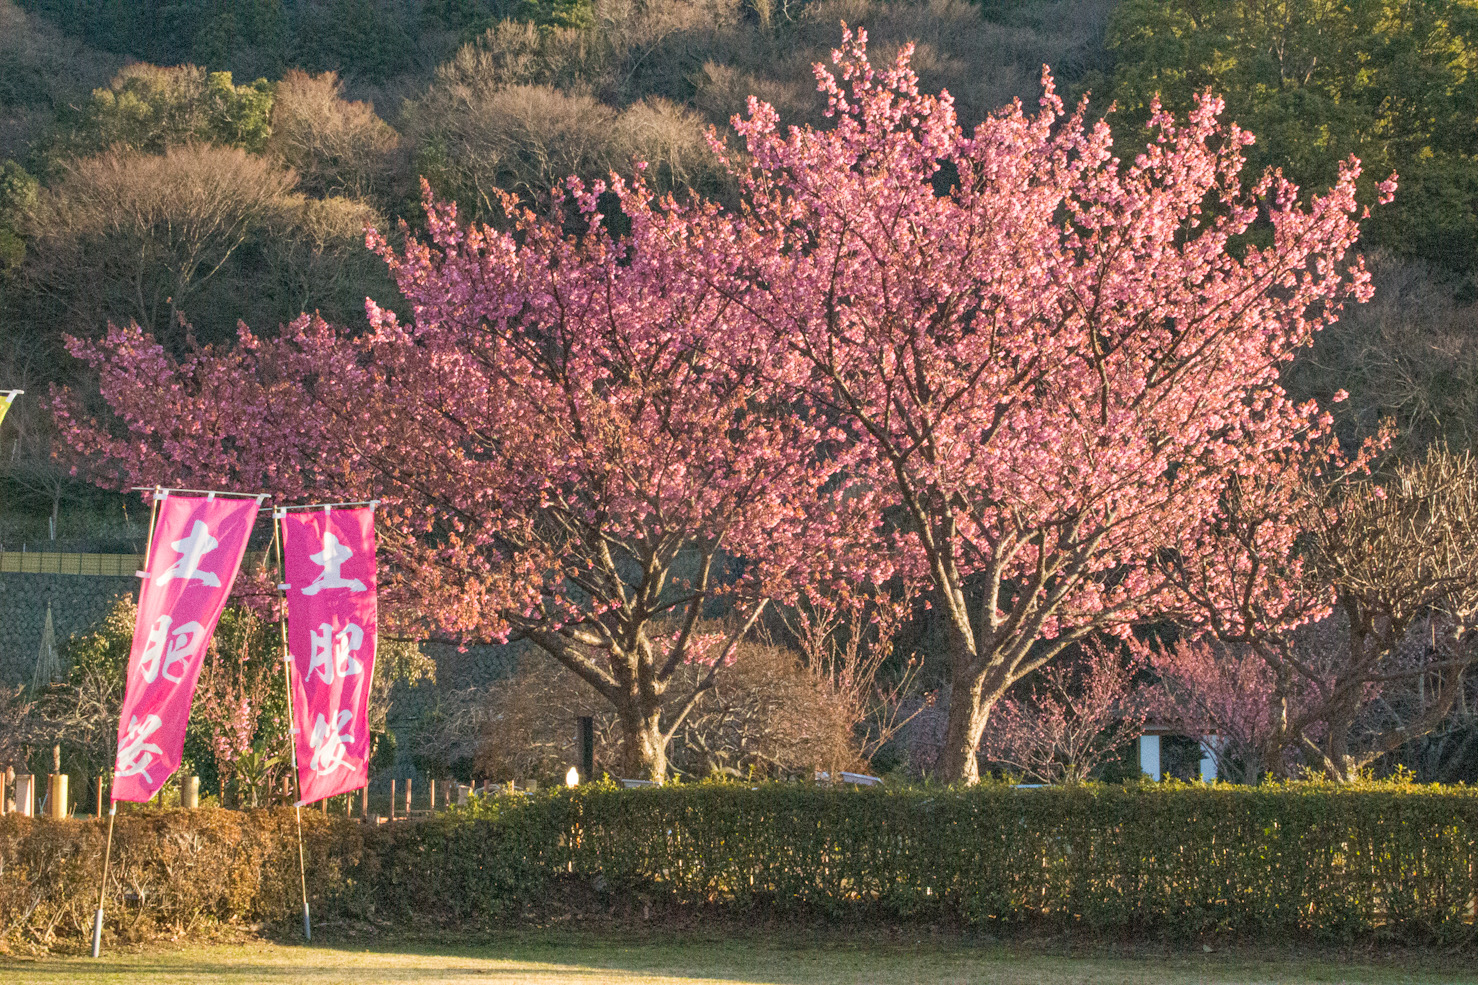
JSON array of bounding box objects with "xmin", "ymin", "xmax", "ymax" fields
[
  {"xmin": 272, "ymin": 511, "xmax": 312, "ymax": 942},
  {"xmin": 91, "ymin": 804, "xmax": 116, "ymax": 957},
  {"xmin": 93, "ymin": 487, "xmax": 163, "ymax": 959}
]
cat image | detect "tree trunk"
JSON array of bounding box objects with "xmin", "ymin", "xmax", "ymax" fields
[
  {"xmin": 938, "ymin": 681, "xmax": 991, "ymax": 783},
  {"xmin": 615, "ymin": 700, "xmax": 667, "ymax": 783},
  {"xmin": 936, "ymin": 617, "xmax": 991, "ymax": 784}
]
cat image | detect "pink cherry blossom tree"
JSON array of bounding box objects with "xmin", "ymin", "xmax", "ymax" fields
[
  {"xmin": 57, "ymin": 183, "xmax": 864, "ymax": 783},
  {"xmin": 693, "ymin": 30, "xmax": 1393, "ymax": 782},
  {"xmin": 979, "ymin": 641, "xmax": 1148, "ymax": 785},
  {"xmin": 58, "ymin": 29, "xmax": 1394, "ymax": 786},
  {"xmin": 1141, "ymin": 640, "xmax": 1301, "ymax": 784}
]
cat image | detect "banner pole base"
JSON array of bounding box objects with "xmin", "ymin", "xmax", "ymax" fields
[
  {"xmin": 92, "ymin": 803, "xmax": 117, "ymax": 959},
  {"xmin": 302, "ymin": 901, "xmax": 312, "ymax": 942}
]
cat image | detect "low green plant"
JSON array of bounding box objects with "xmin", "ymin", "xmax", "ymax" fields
[{"xmin": 4, "ymin": 781, "xmax": 1477, "ymax": 953}]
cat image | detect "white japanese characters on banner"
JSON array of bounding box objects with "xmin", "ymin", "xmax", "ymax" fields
[
  {"xmin": 282, "ymin": 507, "xmax": 377, "ymax": 804},
  {"xmin": 113, "ymin": 494, "xmax": 262, "ymax": 802}
]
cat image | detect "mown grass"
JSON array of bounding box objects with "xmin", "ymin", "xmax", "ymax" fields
[{"xmin": 1, "ymin": 930, "xmax": 1468, "ymax": 985}]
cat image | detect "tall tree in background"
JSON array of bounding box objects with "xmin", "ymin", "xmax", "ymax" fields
[
  {"xmin": 706, "ymin": 31, "xmax": 1390, "ymax": 782},
  {"xmin": 1106, "ymin": 0, "xmax": 1478, "ymax": 272}
]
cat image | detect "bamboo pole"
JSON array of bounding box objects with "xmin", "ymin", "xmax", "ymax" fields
[
  {"xmin": 94, "ymin": 489, "xmax": 162, "ymax": 959},
  {"xmin": 91, "ymin": 804, "xmax": 115, "ymax": 958},
  {"xmin": 272, "ymin": 512, "xmax": 312, "ymax": 942}
]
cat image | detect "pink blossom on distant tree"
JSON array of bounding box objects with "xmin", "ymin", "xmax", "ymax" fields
[
  {"xmin": 1141, "ymin": 640, "xmax": 1301, "ymax": 784},
  {"xmin": 979, "ymin": 642, "xmax": 1147, "ymax": 785}
]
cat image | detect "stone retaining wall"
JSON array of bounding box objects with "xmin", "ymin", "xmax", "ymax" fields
[{"xmin": 0, "ymin": 567, "xmax": 135, "ymax": 685}]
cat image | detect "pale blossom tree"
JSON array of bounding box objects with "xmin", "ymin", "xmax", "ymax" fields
[{"xmin": 1142, "ymin": 640, "xmax": 1298, "ymax": 784}]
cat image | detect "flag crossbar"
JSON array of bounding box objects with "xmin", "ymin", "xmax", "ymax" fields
[
  {"xmin": 130, "ymin": 486, "xmax": 270, "ymax": 502},
  {"xmin": 274, "ymin": 500, "xmax": 380, "ymax": 515}
]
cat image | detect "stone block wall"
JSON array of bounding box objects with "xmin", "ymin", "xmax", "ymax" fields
[{"xmin": 0, "ymin": 570, "xmax": 135, "ymax": 686}]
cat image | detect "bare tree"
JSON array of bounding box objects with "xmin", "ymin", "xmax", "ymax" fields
[
  {"xmin": 1296, "ymin": 448, "xmax": 1478, "ymax": 779},
  {"xmin": 773, "ymin": 591, "xmax": 929, "ymax": 762},
  {"xmin": 470, "ymin": 639, "xmax": 865, "ymax": 783},
  {"xmin": 0, "ymin": 685, "xmax": 45, "ymax": 771},
  {"xmin": 268, "ymin": 70, "xmax": 403, "ymax": 202},
  {"xmin": 22, "ymin": 144, "xmax": 296, "ymax": 348}
]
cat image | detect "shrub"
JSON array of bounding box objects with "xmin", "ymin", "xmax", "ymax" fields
[
  {"xmin": 268, "ymin": 70, "xmax": 402, "ymax": 202},
  {"xmin": 52, "ymin": 63, "xmax": 275, "ymax": 160},
  {"xmin": 5, "ymin": 782, "xmax": 1478, "ymax": 952},
  {"xmin": 469, "ymin": 642, "xmax": 865, "ymax": 784}
]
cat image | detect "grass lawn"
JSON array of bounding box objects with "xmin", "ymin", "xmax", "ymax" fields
[{"xmin": 0, "ymin": 931, "xmax": 1467, "ymax": 985}]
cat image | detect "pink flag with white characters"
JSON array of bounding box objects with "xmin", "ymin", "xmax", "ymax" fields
[
  {"xmin": 113, "ymin": 493, "xmax": 262, "ymax": 802},
  {"xmin": 281, "ymin": 507, "xmax": 377, "ymax": 804}
]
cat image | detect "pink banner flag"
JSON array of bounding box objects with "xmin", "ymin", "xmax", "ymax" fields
[
  {"xmin": 113, "ymin": 493, "xmax": 263, "ymax": 802},
  {"xmin": 281, "ymin": 507, "xmax": 378, "ymax": 805}
]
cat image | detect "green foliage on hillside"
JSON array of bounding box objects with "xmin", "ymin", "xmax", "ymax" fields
[
  {"xmin": 1103, "ymin": 0, "xmax": 1478, "ymax": 273},
  {"xmin": 54, "ymin": 64, "xmax": 276, "ymax": 160}
]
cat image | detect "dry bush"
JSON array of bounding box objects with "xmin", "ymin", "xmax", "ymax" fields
[
  {"xmin": 0, "ymin": 809, "xmax": 366, "ymax": 953},
  {"xmin": 22, "ymin": 144, "xmax": 297, "ymax": 346},
  {"xmin": 19, "ymin": 143, "xmax": 396, "ymax": 347},
  {"xmin": 407, "ymin": 0, "xmax": 1112, "ymax": 216},
  {"xmin": 609, "ymin": 97, "xmax": 728, "ymax": 200},
  {"xmin": 431, "ymin": 19, "xmax": 610, "ymax": 94},
  {"xmin": 474, "ymin": 641, "xmax": 864, "ymax": 783},
  {"xmin": 261, "ymin": 192, "xmax": 389, "ymax": 320},
  {"xmin": 407, "ymin": 83, "xmax": 617, "ymax": 211},
  {"xmin": 669, "ymin": 640, "xmax": 864, "ymax": 779},
  {"xmin": 1284, "ymin": 251, "xmax": 1478, "ymax": 458},
  {"xmin": 269, "ymin": 69, "xmax": 404, "ymax": 201},
  {"xmin": 407, "ymin": 80, "xmax": 722, "ymax": 213}
]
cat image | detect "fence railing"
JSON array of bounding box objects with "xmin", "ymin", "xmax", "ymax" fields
[
  {"xmin": 0, "ymin": 551, "xmax": 143, "ymax": 577},
  {"xmin": 0, "ymin": 550, "xmax": 273, "ymax": 577}
]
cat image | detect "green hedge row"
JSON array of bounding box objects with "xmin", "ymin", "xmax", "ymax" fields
[
  {"xmin": 4, "ymin": 782, "xmax": 1477, "ymax": 951},
  {"xmin": 546, "ymin": 783, "xmax": 1478, "ymax": 943}
]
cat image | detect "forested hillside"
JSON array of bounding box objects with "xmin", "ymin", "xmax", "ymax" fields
[
  {"xmin": 3, "ymin": 0, "xmax": 1478, "ymax": 533},
  {"xmin": 0, "ymin": 0, "xmax": 1116, "ymax": 545}
]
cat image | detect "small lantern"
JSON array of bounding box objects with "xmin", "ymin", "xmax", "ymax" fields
[{"xmin": 565, "ymin": 766, "xmax": 580, "ymax": 788}]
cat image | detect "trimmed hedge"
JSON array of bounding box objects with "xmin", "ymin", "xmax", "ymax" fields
[{"xmin": 3, "ymin": 783, "xmax": 1477, "ymax": 951}]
